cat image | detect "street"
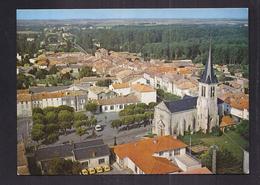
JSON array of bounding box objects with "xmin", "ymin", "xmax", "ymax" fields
[
  {"xmin": 17, "ymin": 112, "xmax": 152, "ymax": 147},
  {"xmin": 17, "ymin": 117, "xmax": 33, "ymax": 142}
]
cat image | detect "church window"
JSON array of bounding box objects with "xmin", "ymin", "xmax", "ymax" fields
[
  {"xmin": 210, "ymin": 86, "xmax": 215, "ymax": 97},
  {"xmin": 201, "ymin": 86, "xmax": 206, "ymax": 97}
]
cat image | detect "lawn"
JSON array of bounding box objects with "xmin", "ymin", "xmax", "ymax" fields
[{"xmin": 179, "ymin": 131, "xmax": 248, "ymax": 160}]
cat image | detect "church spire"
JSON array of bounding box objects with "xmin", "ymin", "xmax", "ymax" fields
[{"xmin": 200, "ymin": 39, "xmax": 218, "ymax": 84}]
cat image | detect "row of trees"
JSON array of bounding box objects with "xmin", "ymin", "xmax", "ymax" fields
[
  {"xmin": 31, "ymin": 105, "xmax": 97, "ymax": 144},
  {"xmin": 157, "ymin": 89, "xmax": 181, "ymax": 102},
  {"xmin": 111, "ymin": 103, "xmax": 156, "ymax": 131}
]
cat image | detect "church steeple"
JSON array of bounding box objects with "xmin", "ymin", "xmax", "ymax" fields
[{"xmin": 200, "ymin": 39, "xmax": 218, "ymax": 84}]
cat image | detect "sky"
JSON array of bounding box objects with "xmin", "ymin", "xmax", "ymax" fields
[{"xmin": 16, "ymin": 8, "xmax": 248, "ymax": 20}]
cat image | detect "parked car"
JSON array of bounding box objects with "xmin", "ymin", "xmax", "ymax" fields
[
  {"xmin": 81, "ymin": 169, "xmax": 89, "ymax": 175},
  {"xmin": 88, "ymin": 168, "xmax": 96, "ymax": 174},
  {"xmin": 95, "ymin": 166, "xmax": 103, "ymax": 173},
  {"xmin": 102, "ymin": 165, "xmax": 111, "ymax": 172},
  {"xmin": 95, "ymin": 124, "xmax": 102, "ymax": 131}
]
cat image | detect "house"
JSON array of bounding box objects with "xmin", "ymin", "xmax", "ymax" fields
[
  {"xmin": 113, "ymin": 136, "xmax": 208, "ymax": 174},
  {"xmin": 88, "ymin": 86, "xmax": 117, "ymax": 100},
  {"xmin": 17, "ymin": 142, "xmax": 30, "ymax": 175},
  {"xmin": 97, "ymin": 95, "xmax": 139, "ymax": 112},
  {"xmin": 131, "ymin": 84, "xmax": 156, "ymax": 104},
  {"xmin": 109, "ymin": 82, "xmax": 131, "ymax": 96},
  {"xmin": 17, "ymin": 90, "xmax": 88, "ymax": 117},
  {"xmin": 223, "ymin": 93, "xmax": 249, "ymax": 121},
  {"xmin": 35, "ymin": 139, "xmax": 110, "ymax": 174}
]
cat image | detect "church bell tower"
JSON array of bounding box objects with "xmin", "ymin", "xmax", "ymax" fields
[{"xmin": 196, "ymin": 40, "xmax": 219, "ymax": 133}]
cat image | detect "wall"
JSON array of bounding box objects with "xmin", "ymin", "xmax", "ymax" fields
[
  {"xmin": 17, "ymin": 101, "xmax": 32, "ymax": 117},
  {"xmin": 140, "ymin": 91, "xmax": 157, "ymax": 104},
  {"xmin": 79, "ymin": 155, "xmax": 109, "ymax": 168}
]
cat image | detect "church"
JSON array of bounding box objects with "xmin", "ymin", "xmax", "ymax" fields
[{"xmin": 152, "ymin": 42, "xmax": 224, "ymax": 136}]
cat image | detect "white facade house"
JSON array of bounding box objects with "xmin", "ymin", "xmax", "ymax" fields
[
  {"xmin": 131, "ymin": 84, "xmax": 157, "ymax": 104},
  {"xmin": 109, "ymin": 83, "xmax": 131, "ymax": 96},
  {"xmin": 114, "ymin": 136, "xmax": 205, "ymax": 174},
  {"xmin": 97, "ymin": 95, "xmax": 139, "ymax": 113},
  {"xmin": 17, "ymin": 90, "xmax": 88, "ymax": 117},
  {"xmin": 88, "ymin": 86, "xmax": 116, "ymax": 100}
]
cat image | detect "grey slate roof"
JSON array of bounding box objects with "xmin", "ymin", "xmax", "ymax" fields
[
  {"xmin": 164, "ymin": 95, "xmax": 224, "ymax": 113},
  {"xmin": 73, "ymin": 144, "xmax": 110, "ymax": 160},
  {"xmin": 200, "ymin": 41, "xmax": 218, "ymax": 84},
  {"xmin": 29, "ymin": 85, "xmax": 70, "ymax": 93},
  {"xmin": 35, "ymin": 139, "xmax": 107, "ymax": 161},
  {"xmin": 164, "ymin": 97, "xmax": 198, "ymax": 113}
]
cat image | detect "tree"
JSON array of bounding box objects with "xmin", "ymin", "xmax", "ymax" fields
[
  {"xmin": 58, "ymin": 110, "xmax": 74, "ymax": 134},
  {"xmin": 45, "ymin": 111, "xmax": 58, "ymax": 124},
  {"xmin": 96, "ymin": 79, "xmax": 112, "ymax": 87},
  {"xmin": 43, "ymin": 107, "xmax": 58, "ymax": 115},
  {"xmin": 85, "ymin": 101, "xmax": 98, "ymax": 114},
  {"xmin": 79, "ymin": 66, "xmax": 96, "ymax": 79},
  {"xmin": 47, "ymin": 158, "xmax": 81, "ymax": 175},
  {"xmin": 45, "ymin": 132, "xmax": 59, "ymax": 144},
  {"xmin": 200, "ymin": 147, "xmax": 242, "ymax": 174},
  {"xmin": 57, "ymin": 105, "xmax": 74, "ymax": 113},
  {"xmin": 61, "ymin": 72, "xmax": 72, "ymax": 81},
  {"xmin": 148, "ymin": 102, "xmax": 157, "ymax": 109},
  {"xmin": 31, "ymin": 124, "xmax": 45, "ymax": 144},
  {"xmin": 236, "ymin": 120, "xmax": 249, "ymax": 140},
  {"xmin": 49, "ymin": 65, "xmax": 58, "ymax": 75},
  {"xmin": 76, "ymin": 127, "xmax": 87, "ymax": 140},
  {"xmin": 35, "ymin": 69, "xmax": 46, "ymax": 79},
  {"xmin": 32, "ymin": 113, "xmax": 45, "ymax": 125},
  {"xmin": 74, "ymin": 112, "xmax": 87, "ymax": 121},
  {"xmin": 89, "ymin": 116, "xmax": 97, "ymax": 127},
  {"xmin": 211, "ymin": 126, "xmax": 223, "ymax": 136},
  {"xmin": 28, "ymin": 67, "xmax": 37, "ymax": 75},
  {"xmin": 111, "ymin": 119, "xmax": 122, "ymax": 129},
  {"xmin": 32, "ymin": 107, "xmax": 43, "ymax": 115}
]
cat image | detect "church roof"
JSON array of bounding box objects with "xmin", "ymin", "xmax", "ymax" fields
[
  {"xmin": 164, "ymin": 97, "xmax": 198, "ymax": 113},
  {"xmin": 200, "ymin": 40, "xmax": 218, "ymax": 84},
  {"xmin": 164, "ymin": 95, "xmax": 224, "ymax": 113}
]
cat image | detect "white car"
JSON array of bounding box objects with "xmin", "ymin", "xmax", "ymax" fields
[{"xmin": 95, "ymin": 124, "xmax": 102, "ymax": 131}]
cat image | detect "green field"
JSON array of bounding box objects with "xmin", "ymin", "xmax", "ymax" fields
[{"xmin": 179, "ymin": 131, "xmax": 248, "ymax": 160}]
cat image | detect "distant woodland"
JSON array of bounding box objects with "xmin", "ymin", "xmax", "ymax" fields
[{"xmin": 17, "ymin": 24, "xmax": 248, "ymax": 65}]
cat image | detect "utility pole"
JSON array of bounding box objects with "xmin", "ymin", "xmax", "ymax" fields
[
  {"xmin": 210, "ymin": 144, "xmax": 219, "ymax": 174},
  {"xmin": 189, "ymin": 135, "xmax": 192, "ymax": 156}
]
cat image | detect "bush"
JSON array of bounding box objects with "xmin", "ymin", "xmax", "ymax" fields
[{"xmin": 211, "ymin": 126, "xmax": 223, "ymax": 136}]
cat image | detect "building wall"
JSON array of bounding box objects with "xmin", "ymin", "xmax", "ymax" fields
[
  {"xmin": 101, "ymin": 103, "xmax": 135, "ymax": 112},
  {"xmin": 196, "ymin": 83, "xmax": 219, "ymax": 133},
  {"xmin": 88, "ymin": 91, "xmax": 99, "ymax": 100},
  {"xmin": 140, "ymin": 91, "xmax": 157, "ymax": 104},
  {"xmin": 153, "ymin": 102, "xmax": 197, "ymax": 136},
  {"xmin": 230, "ymin": 107, "xmax": 249, "ymax": 120},
  {"xmin": 78, "ymin": 155, "xmax": 109, "ymax": 168},
  {"xmin": 17, "ymin": 101, "xmax": 32, "ymax": 117},
  {"xmin": 111, "ymin": 88, "xmax": 131, "ymax": 96}
]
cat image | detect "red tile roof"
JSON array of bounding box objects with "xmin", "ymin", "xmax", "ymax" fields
[{"xmin": 114, "ymin": 136, "xmax": 187, "ymax": 174}]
